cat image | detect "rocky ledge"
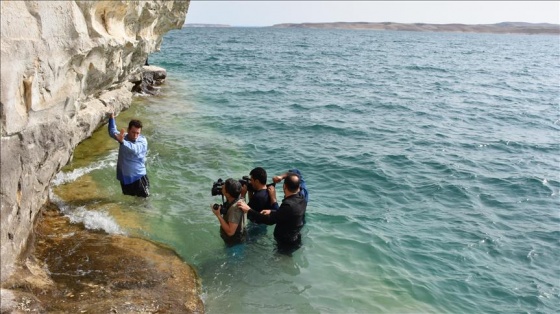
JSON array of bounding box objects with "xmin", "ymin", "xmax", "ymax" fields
[
  {"xmin": 131, "ymin": 65, "xmax": 168, "ymax": 96},
  {"xmin": 1, "ymin": 202, "xmax": 204, "ymax": 313}
]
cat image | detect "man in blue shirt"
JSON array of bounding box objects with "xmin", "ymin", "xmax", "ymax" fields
[{"xmin": 108, "ymin": 112, "xmax": 149, "ymax": 197}]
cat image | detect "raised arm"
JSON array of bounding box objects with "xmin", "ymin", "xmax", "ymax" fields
[
  {"xmin": 273, "ymin": 169, "xmax": 308, "ymax": 203},
  {"xmin": 108, "ymin": 112, "xmax": 120, "ymax": 141},
  {"xmin": 268, "ymin": 184, "xmax": 279, "ymax": 210}
]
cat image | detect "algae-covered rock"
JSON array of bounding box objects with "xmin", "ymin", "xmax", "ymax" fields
[{"xmin": 2, "ymin": 203, "xmax": 204, "ymax": 313}]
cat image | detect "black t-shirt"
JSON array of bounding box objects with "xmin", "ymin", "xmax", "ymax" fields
[
  {"xmin": 247, "ymin": 189, "xmax": 271, "ymax": 222},
  {"xmin": 249, "ymin": 193, "xmax": 307, "ymax": 245}
]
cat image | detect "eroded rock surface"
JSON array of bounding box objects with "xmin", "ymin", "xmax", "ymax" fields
[
  {"xmin": 1, "ymin": 0, "xmax": 189, "ymax": 283},
  {"xmin": 131, "ymin": 65, "xmax": 168, "ymax": 95},
  {"xmin": 2, "ymin": 203, "xmax": 204, "ymax": 313}
]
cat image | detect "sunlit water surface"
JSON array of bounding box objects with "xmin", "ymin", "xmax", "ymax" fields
[{"xmin": 52, "ymin": 28, "xmax": 560, "ymax": 313}]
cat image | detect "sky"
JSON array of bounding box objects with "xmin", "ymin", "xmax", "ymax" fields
[{"xmin": 184, "ymin": 1, "xmax": 560, "ymax": 26}]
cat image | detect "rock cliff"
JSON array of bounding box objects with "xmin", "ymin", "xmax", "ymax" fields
[{"xmin": 1, "ymin": 0, "xmax": 189, "ymax": 283}]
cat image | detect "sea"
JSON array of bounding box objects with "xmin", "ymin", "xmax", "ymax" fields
[{"xmin": 51, "ymin": 27, "xmax": 559, "ymax": 313}]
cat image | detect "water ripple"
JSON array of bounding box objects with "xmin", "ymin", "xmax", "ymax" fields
[{"xmin": 54, "ymin": 28, "xmax": 560, "ymax": 314}]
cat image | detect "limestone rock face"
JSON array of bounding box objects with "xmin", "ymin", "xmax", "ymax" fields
[{"xmin": 0, "ymin": 1, "xmax": 189, "ymax": 282}]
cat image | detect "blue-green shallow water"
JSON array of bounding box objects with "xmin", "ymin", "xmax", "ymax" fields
[{"xmin": 53, "ymin": 28, "xmax": 559, "ymax": 313}]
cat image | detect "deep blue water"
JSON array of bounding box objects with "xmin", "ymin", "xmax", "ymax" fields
[{"xmin": 55, "ymin": 28, "xmax": 559, "ymax": 313}]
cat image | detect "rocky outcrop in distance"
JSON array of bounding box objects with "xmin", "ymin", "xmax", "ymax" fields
[
  {"xmin": 0, "ymin": 0, "xmax": 188, "ymax": 285},
  {"xmin": 271, "ymin": 21, "xmax": 560, "ymax": 35}
]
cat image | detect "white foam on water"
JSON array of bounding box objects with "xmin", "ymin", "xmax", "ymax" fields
[
  {"xmin": 541, "ymin": 178, "xmax": 559, "ymax": 196},
  {"xmin": 49, "ymin": 191, "xmax": 126, "ymax": 235},
  {"xmin": 52, "ymin": 152, "xmax": 117, "ymax": 186}
]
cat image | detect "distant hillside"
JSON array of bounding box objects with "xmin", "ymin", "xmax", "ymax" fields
[
  {"xmin": 184, "ymin": 23, "xmax": 231, "ymax": 28},
  {"xmin": 271, "ymin": 22, "xmax": 560, "ymax": 35}
]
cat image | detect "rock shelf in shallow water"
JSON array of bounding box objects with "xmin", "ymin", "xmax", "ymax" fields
[{"xmin": 1, "ymin": 202, "xmax": 204, "ymax": 313}]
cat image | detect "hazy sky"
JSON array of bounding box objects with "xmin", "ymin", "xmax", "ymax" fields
[{"xmin": 185, "ymin": 1, "xmax": 560, "ymax": 26}]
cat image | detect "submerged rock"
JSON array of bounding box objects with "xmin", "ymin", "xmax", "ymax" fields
[{"xmin": 1, "ymin": 203, "xmax": 204, "ymax": 313}]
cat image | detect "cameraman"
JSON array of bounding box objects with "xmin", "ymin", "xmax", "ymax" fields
[
  {"xmin": 212, "ymin": 178, "xmax": 246, "ymax": 246},
  {"xmin": 237, "ymin": 171, "xmax": 307, "ymax": 252},
  {"xmin": 242, "ymin": 167, "xmax": 279, "ymax": 223}
]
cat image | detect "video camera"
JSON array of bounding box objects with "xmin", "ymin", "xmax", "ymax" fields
[
  {"xmin": 211, "ymin": 176, "xmax": 251, "ymax": 196},
  {"xmin": 211, "ymin": 176, "xmax": 276, "ymax": 196},
  {"xmin": 211, "ymin": 178, "xmax": 224, "ymax": 196},
  {"xmin": 211, "ymin": 175, "xmax": 276, "ymax": 216},
  {"xmin": 239, "ymin": 175, "xmax": 251, "ymax": 191}
]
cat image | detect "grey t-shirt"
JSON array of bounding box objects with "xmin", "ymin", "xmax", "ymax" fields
[{"xmin": 220, "ymin": 202, "xmax": 246, "ymax": 245}]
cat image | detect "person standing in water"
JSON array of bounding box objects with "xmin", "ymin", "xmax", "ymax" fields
[
  {"xmin": 107, "ymin": 112, "xmax": 150, "ymax": 197},
  {"xmin": 237, "ymin": 171, "xmax": 307, "ymax": 253},
  {"xmin": 212, "ymin": 178, "xmax": 246, "ymax": 246},
  {"xmin": 241, "ymin": 167, "xmax": 279, "ymax": 222}
]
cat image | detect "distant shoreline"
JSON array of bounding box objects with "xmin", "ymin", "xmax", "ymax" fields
[
  {"xmin": 185, "ymin": 22, "xmax": 560, "ymax": 35},
  {"xmin": 184, "ymin": 23, "xmax": 231, "ymax": 28},
  {"xmin": 272, "ymin": 22, "xmax": 560, "ymax": 35}
]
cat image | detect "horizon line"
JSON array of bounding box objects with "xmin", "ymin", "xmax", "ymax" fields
[{"xmin": 184, "ymin": 21, "xmax": 560, "ymax": 27}]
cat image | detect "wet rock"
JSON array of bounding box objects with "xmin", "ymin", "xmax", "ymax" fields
[
  {"xmin": 131, "ymin": 66, "xmax": 168, "ymax": 95},
  {"xmin": 1, "ymin": 0, "xmax": 189, "ymax": 282},
  {"xmin": 1, "ymin": 203, "xmax": 204, "ymax": 313}
]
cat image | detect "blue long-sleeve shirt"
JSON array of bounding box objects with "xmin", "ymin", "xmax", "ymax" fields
[
  {"xmin": 288, "ymin": 168, "xmax": 308, "ymax": 203},
  {"xmin": 108, "ymin": 118, "xmax": 148, "ymax": 185},
  {"xmin": 268, "ymin": 169, "xmax": 308, "ymax": 210}
]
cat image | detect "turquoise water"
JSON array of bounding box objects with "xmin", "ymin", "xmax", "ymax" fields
[{"xmin": 54, "ymin": 28, "xmax": 559, "ymax": 313}]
